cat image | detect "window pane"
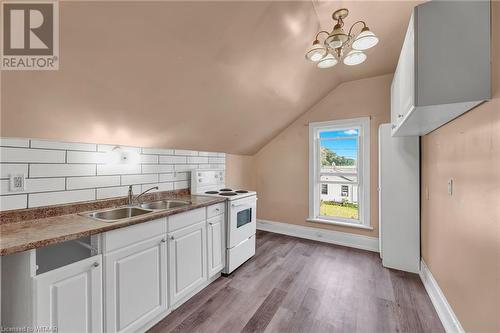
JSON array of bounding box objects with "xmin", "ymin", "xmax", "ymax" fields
[
  {"xmin": 319, "ymin": 183, "xmax": 359, "ymax": 220},
  {"xmin": 320, "ymin": 129, "xmax": 358, "ymax": 175},
  {"xmin": 320, "ymin": 174, "xmax": 358, "ymax": 183}
]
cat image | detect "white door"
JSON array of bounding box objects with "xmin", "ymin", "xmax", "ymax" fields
[
  {"xmin": 207, "ymin": 215, "xmax": 224, "ymax": 277},
  {"xmin": 104, "ymin": 235, "xmax": 167, "ymax": 333},
  {"xmin": 34, "ymin": 255, "xmax": 103, "ymax": 333},
  {"xmin": 168, "ymin": 221, "xmax": 207, "ymax": 305}
]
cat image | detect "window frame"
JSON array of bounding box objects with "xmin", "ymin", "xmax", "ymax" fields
[{"xmin": 307, "ymin": 117, "xmax": 371, "ymax": 229}]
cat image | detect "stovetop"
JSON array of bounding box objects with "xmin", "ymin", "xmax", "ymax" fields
[{"xmin": 201, "ymin": 188, "xmax": 256, "ymax": 200}]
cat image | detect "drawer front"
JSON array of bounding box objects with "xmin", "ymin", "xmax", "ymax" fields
[
  {"xmin": 168, "ymin": 208, "xmax": 206, "ymax": 232},
  {"xmin": 206, "ymin": 203, "xmax": 225, "ymax": 219},
  {"xmin": 103, "ymin": 218, "xmax": 166, "ymax": 253}
]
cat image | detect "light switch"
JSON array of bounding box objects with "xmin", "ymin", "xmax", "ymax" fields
[{"xmin": 447, "ymin": 179, "xmax": 453, "ymax": 196}]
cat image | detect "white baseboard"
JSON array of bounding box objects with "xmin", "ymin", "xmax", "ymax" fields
[
  {"xmin": 257, "ymin": 219, "xmax": 379, "ymax": 252},
  {"xmin": 419, "ymin": 260, "xmax": 465, "ymax": 333}
]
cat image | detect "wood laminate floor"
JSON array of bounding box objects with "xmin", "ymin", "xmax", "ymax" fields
[{"xmin": 149, "ymin": 230, "xmax": 444, "ymax": 333}]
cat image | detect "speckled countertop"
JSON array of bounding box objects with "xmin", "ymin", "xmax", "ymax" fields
[{"xmin": 0, "ymin": 192, "xmax": 225, "ymax": 256}]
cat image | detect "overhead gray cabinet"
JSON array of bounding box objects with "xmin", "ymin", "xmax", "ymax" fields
[{"xmin": 391, "ymin": 0, "xmax": 491, "ymax": 136}]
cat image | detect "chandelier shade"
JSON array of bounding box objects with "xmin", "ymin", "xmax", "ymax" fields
[
  {"xmin": 352, "ymin": 27, "xmax": 379, "ymax": 50},
  {"xmin": 305, "ymin": 40, "xmax": 328, "ymax": 62},
  {"xmin": 317, "ymin": 53, "xmax": 338, "ymax": 69},
  {"xmin": 343, "ymin": 50, "xmax": 367, "ymax": 66}
]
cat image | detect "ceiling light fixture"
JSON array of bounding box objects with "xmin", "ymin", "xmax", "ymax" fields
[{"xmin": 305, "ymin": 8, "xmax": 378, "ymax": 69}]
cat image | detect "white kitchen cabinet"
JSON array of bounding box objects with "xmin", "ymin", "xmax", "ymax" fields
[
  {"xmin": 207, "ymin": 214, "xmax": 225, "ymax": 277},
  {"xmin": 34, "ymin": 255, "xmax": 103, "ymax": 333},
  {"xmin": 104, "ymin": 234, "xmax": 167, "ymax": 333},
  {"xmin": 168, "ymin": 220, "xmax": 207, "ymax": 306},
  {"xmin": 391, "ymin": 0, "xmax": 491, "ymax": 136}
]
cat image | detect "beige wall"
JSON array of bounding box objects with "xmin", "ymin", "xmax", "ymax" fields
[
  {"xmin": 225, "ymin": 154, "xmax": 256, "ymax": 191},
  {"xmin": 420, "ymin": 3, "xmax": 500, "ymax": 331},
  {"xmin": 253, "ymin": 74, "xmax": 392, "ymax": 237}
]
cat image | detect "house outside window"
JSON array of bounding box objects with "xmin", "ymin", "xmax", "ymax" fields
[{"xmin": 308, "ymin": 117, "xmax": 371, "ymax": 229}]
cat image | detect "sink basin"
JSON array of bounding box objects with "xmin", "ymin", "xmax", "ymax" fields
[
  {"xmin": 140, "ymin": 200, "xmax": 191, "ymax": 210},
  {"xmin": 84, "ymin": 207, "xmax": 153, "ymax": 222}
]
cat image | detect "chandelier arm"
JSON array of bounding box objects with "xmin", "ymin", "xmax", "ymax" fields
[
  {"xmin": 347, "ymin": 21, "xmax": 367, "ymax": 38},
  {"xmin": 315, "ymin": 30, "xmax": 330, "ymax": 41}
]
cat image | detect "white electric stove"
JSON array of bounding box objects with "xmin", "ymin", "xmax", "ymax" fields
[{"xmin": 191, "ymin": 169, "xmax": 257, "ymax": 274}]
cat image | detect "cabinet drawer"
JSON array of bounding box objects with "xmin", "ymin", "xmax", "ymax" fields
[
  {"xmin": 168, "ymin": 208, "xmax": 206, "ymax": 232},
  {"xmin": 206, "ymin": 203, "xmax": 225, "ymax": 219},
  {"xmin": 103, "ymin": 218, "xmax": 166, "ymax": 253}
]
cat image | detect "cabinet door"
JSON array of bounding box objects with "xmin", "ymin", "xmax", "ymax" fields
[
  {"xmin": 168, "ymin": 221, "xmax": 207, "ymax": 305},
  {"xmin": 398, "ymin": 14, "xmax": 415, "ymax": 119},
  {"xmin": 34, "ymin": 255, "xmax": 103, "ymax": 333},
  {"xmin": 104, "ymin": 235, "xmax": 167, "ymax": 333},
  {"xmin": 207, "ymin": 215, "xmax": 225, "ymax": 277}
]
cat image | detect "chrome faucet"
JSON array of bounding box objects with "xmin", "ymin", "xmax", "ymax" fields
[{"xmin": 128, "ymin": 185, "xmax": 159, "ymax": 206}]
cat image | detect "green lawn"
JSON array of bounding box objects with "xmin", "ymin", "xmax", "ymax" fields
[{"xmin": 320, "ymin": 202, "xmax": 359, "ymax": 220}]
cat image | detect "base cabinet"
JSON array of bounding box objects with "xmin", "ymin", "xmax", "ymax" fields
[
  {"xmin": 207, "ymin": 215, "xmax": 224, "ymax": 277},
  {"xmin": 34, "ymin": 255, "xmax": 103, "ymax": 333},
  {"xmin": 168, "ymin": 221, "xmax": 207, "ymax": 306},
  {"xmin": 104, "ymin": 235, "xmax": 167, "ymax": 333}
]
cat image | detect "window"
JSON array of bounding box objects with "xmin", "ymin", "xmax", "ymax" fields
[
  {"xmin": 308, "ymin": 117, "xmax": 370, "ymax": 229},
  {"xmin": 341, "ymin": 185, "xmax": 349, "ymax": 197}
]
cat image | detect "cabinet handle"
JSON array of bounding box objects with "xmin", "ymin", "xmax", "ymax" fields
[
  {"xmin": 92, "ymin": 262, "xmax": 100, "ymax": 268},
  {"xmin": 170, "ymin": 236, "xmax": 175, "ymax": 240},
  {"xmin": 208, "ymin": 222, "xmax": 213, "ymax": 226},
  {"xmin": 161, "ymin": 238, "xmax": 166, "ymax": 243},
  {"xmin": 215, "ymin": 208, "xmax": 220, "ymax": 212},
  {"xmin": 398, "ymin": 114, "xmax": 403, "ymax": 118}
]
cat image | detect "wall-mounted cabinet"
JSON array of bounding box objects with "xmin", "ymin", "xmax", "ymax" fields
[{"xmin": 391, "ymin": 0, "xmax": 491, "ymax": 136}]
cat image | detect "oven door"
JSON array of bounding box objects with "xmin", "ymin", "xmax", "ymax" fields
[{"xmin": 228, "ymin": 196, "xmax": 257, "ymax": 248}]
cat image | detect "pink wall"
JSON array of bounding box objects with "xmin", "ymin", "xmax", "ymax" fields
[
  {"xmin": 420, "ymin": 2, "xmax": 500, "ymax": 331},
  {"xmin": 252, "ymin": 74, "xmax": 392, "ymax": 237}
]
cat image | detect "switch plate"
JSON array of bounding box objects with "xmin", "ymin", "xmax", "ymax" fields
[
  {"xmin": 447, "ymin": 179, "xmax": 453, "ymax": 196},
  {"xmin": 9, "ymin": 174, "xmax": 25, "ymax": 192}
]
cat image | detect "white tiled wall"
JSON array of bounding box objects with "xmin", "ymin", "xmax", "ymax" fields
[{"xmin": 0, "ymin": 138, "xmax": 225, "ymax": 211}]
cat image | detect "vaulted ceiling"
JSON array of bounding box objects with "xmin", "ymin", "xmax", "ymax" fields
[{"xmin": 1, "ymin": 1, "xmax": 421, "ymax": 155}]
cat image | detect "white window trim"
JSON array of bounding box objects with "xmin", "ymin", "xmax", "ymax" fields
[{"xmin": 307, "ymin": 117, "xmax": 371, "ymax": 229}]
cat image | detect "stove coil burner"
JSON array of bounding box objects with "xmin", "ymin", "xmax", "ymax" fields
[
  {"xmin": 235, "ymin": 190, "xmax": 248, "ymax": 193},
  {"xmin": 205, "ymin": 191, "xmax": 219, "ymax": 194},
  {"xmin": 219, "ymin": 188, "xmax": 233, "ymax": 192},
  {"xmin": 219, "ymin": 192, "xmax": 237, "ymax": 196}
]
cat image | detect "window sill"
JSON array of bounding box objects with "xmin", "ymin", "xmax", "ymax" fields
[{"xmin": 306, "ymin": 217, "xmax": 373, "ymax": 230}]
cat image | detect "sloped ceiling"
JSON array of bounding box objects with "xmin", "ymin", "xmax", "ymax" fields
[{"xmin": 1, "ymin": 1, "xmax": 421, "ymax": 155}]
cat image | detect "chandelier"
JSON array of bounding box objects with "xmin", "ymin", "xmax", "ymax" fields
[{"xmin": 305, "ymin": 8, "xmax": 379, "ymax": 69}]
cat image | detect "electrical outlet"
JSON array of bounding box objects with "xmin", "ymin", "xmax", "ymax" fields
[
  {"xmin": 447, "ymin": 179, "xmax": 453, "ymax": 196},
  {"xmin": 9, "ymin": 174, "xmax": 25, "ymax": 192}
]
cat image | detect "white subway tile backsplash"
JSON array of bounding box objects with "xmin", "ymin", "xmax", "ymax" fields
[
  {"xmin": 0, "ymin": 164, "xmax": 28, "ymax": 179},
  {"xmin": 0, "ymin": 138, "xmax": 30, "ymax": 148},
  {"xmin": 96, "ymin": 185, "xmax": 140, "ymax": 200},
  {"xmin": 29, "ymin": 189, "xmax": 95, "ymax": 208},
  {"xmin": 121, "ymin": 174, "xmax": 158, "ymax": 186},
  {"xmin": 209, "ymin": 157, "xmax": 225, "ymax": 164},
  {"xmin": 30, "ymin": 140, "xmax": 96, "ymax": 151},
  {"xmin": 174, "ymin": 180, "xmax": 189, "ymax": 190},
  {"xmin": 67, "ymin": 176, "xmax": 120, "ymax": 190},
  {"xmin": 140, "ymin": 155, "xmax": 159, "ymax": 164},
  {"xmin": 97, "ymin": 164, "xmax": 141, "ymax": 176},
  {"xmin": 187, "ymin": 156, "xmax": 209, "ymax": 164},
  {"xmin": 0, "ymin": 195, "xmax": 28, "ymax": 211},
  {"xmin": 174, "ymin": 149, "xmax": 198, "ymax": 156},
  {"xmin": 0, "ymin": 137, "xmax": 226, "ymax": 210},
  {"xmin": 97, "ymin": 144, "xmax": 141, "ymax": 153},
  {"xmin": 1, "ymin": 178, "xmax": 65, "ymax": 195},
  {"xmin": 142, "ymin": 148, "xmax": 174, "ymax": 155},
  {"xmin": 142, "ymin": 164, "xmax": 174, "ymax": 174},
  {"xmin": 159, "ymin": 156, "xmax": 187, "ymax": 164},
  {"xmin": 67, "ymin": 151, "xmax": 108, "ymax": 164},
  {"xmin": 0, "ymin": 147, "xmax": 65, "ymax": 163},
  {"xmin": 159, "ymin": 172, "xmax": 189, "ymax": 182},
  {"xmin": 30, "ymin": 164, "xmax": 96, "ymax": 177}
]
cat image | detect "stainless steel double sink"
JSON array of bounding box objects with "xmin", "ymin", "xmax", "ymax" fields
[{"xmin": 82, "ymin": 200, "xmax": 191, "ymax": 223}]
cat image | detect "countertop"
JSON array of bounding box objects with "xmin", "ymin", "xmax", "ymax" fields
[{"xmin": 0, "ymin": 194, "xmax": 225, "ymax": 256}]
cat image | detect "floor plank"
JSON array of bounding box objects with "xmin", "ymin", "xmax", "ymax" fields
[{"xmin": 149, "ymin": 231, "xmax": 444, "ymax": 333}]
